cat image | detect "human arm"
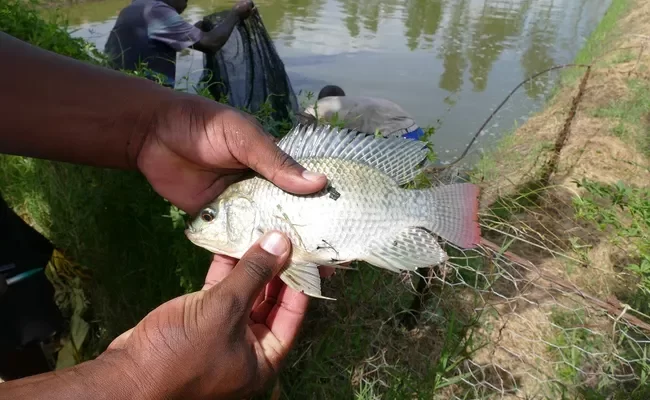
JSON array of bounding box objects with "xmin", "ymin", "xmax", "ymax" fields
[
  {"xmin": 0, "ymin": 31, "xmax": 327, "ymax": 215},
  {"xmin": 0, "ymin": 232, "xmax": 309, "ymax": 400},
  {"xmin": 0, "ymin": 352, "xmax": 150, "ymax": 400},
  {"xmin": 0, "ymin": 31, "xmax": 171, "ymax": 170},
  {"xmin": 191, "ymin": 0, "xmax": 254, "ymax": 53}
]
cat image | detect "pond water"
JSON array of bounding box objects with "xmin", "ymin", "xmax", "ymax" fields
[{"xmin": 64, "ymin": 0, "xmax": 611, "ymax": 164}]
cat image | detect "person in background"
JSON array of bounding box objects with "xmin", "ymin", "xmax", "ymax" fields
[
  {"xmin": 301, "ymin": 85, "xmax": 426, "ymax": 140},
  {"xmin": 104, "ymin": 0, "xmax": 254, "ymax": 88},
  {"xmin": 1, "ymin": 32, "xmax": 333, "ymax": 399}
]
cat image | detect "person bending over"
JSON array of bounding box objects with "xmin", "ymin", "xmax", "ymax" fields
[
  {"xmin": 302, "ymin": 85, "xmax": 426, "ymax": 140},
  {"xmin": 104, "ymin": 0, "xmax": 254, "ymax": 87}
]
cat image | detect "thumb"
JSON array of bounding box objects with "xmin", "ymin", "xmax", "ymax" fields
[
  {"xmin": 107, "ymin": 328, "xmax": 135, "ymax": 350},
  {"xmin": 208, "ymin": 231, "xmax": 291, "ymax": 314},
  {"xmin": 222, "ymin": 111, "xmax": 329, "ymax": 195}
]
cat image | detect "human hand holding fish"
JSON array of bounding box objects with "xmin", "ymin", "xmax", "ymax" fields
[
  {"xmin": 133, "ymin": 94, "xmax": 340, "ymax": 279},
  {"xmin": 98, "ymin": 231, "xmax": 305, "ymax": 399},
  {"xmin": 1, "ymin": 230, "xmax": 308, "ymax": 400}
]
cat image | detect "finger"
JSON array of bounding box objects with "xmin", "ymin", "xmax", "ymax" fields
[
  {"xmin": 319, "ymin": 266, "xmax": 336, "ymax": 278},
  {"xmin": 249, "ymin": 276, "xmax": 283, "ymax": 323},
  {"xmin": 249, "ymin": 283, "xmax": 309, "ymax": 365},
  {"xmin": 251, "ymin": 290, "xmax": 265, "ymax": 312},
  {"xmin": 222, "ymin": 111, "xmax": 328, "ymax": 195},
  {"xmin": 212, "ymin": 231, "xmax": 291, "ymax": 314},
  {"xmin": 202, "ymin": 254, "xmax": 238, "ymax": 290},
  {"xmin": 107, "ymin": 327, "xmax": 134, "ymax": 350},
  {"xmin": 250, "ymin": 279, "xmax": 274, "ymax": 317},
  {"xmin": 265, "ymin": 285, "xmax": 309, "ymax": 348}
]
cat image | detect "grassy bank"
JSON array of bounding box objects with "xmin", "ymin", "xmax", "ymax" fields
[
  {"xmin": 2, "ymin": 0, "xmax": 650, "ymax": 398},
  {"xmin": 469, "ymin": 0, "xmax": 650, "ymax": 397}
]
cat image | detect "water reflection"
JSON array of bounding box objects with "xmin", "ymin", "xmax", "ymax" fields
[
  {"xmin": 335, "ymin": 0, "xmax": 401, "ymax": 37},
  {"xmin": 438, "ymin": 0, "xmax": 469, "ymax": 95},
  {"xmin": 467, "ymin": 1, "xmax": 530, "ymax": 92},
  {"xmin": 254, "ymin": 0, "xmax": 326, "ymax": 46},
  {"xmin": 63, "ymin": 0, "xmax": 612, "ymax": 162},
  {"xmin": 403, "ymin": 0, "xmax": 444, "ymax": 50},
  {"xmin": 519, "ymin": 1, "xmax": 558, "ymax": 98}
]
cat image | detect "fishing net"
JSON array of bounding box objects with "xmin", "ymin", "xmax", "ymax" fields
[{"xmin": 199, "ymin": 9, "xmax": 299, "ymax": 123}]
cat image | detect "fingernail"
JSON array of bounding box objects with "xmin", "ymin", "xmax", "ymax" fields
[
  {"xmin": 302, "ymin": 170, "xmax": 326, "ymax": 182},
  {"xmin": 260, "ymin": 231, "xmax": 288, "ymax": 256}
]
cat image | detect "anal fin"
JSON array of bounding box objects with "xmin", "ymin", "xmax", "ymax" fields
[
  {"xmin": 364, "ymin": 227, "xmax": 449, "ymax": 272},
  {"xmin": 279, "ymin": 262, "xmax": 337, "ymax": 300}
]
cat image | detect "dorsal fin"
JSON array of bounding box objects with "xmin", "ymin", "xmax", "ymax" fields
[{"xmin": 277, "ymin": 124, "xmax": 430, "ymax": 185}]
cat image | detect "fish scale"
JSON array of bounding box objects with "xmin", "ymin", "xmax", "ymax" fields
[
  {"xmin": 185, "ymin": 125, "xmax": 481, "ymax": 299},
  {"xmin": 258, "ymin": 158, "xmax": 407, "ymax": 262}
]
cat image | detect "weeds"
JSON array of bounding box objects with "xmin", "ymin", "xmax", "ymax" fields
[
  {"xmin": 573, "ymin": 178, "xmax": 650, "ymax": 314},
  {"xmin": 592, "ymin": 77, "xmax": 650, "ymax": 154}
]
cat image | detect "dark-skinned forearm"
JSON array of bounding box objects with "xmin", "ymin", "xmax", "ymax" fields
[
  {"xmin": 196, "ymin": 11, "xmax": 241, "ymax": 52},
  {"xmin": 0, "ymin": 352, "xmax": 163, "ymax": 400},
  {"xmin": 0, "ymin": 32, "xmax": 177, "ymax": 170}
]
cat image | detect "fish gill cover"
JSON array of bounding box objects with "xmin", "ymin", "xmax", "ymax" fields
[{"xmin": 199, "ymin": 8, "xmax": 299, "ymax": 123}]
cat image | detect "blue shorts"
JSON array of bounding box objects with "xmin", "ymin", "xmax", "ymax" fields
[{"xmin": 402, "ymin": 127, "xmax": 425, "ymax": 141}]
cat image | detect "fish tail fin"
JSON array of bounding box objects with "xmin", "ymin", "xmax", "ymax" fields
[{"xmin": 420, "ymin": 183, "xmax": 481, "ymax": 249}]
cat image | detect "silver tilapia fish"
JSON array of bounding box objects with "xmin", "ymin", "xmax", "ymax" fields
[{"xmin": 185, "ymin": 124, "xmax": 481, "ymax": 299}]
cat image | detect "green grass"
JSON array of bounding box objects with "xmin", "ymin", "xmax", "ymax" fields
[
  {"xmin": 533, "ymin": 178, "xmax": 650, "ymax": 399},
  {"xmin": 264, "ymin": 266, "xmax": 487, "ymax": 399},
  {"xmin": 592, "ymin": 77, "xmax": 650, "ymax": 155},
  {"xmin": 544, "ymin": 306, "xmax": 650, "ymax": 400},
  {"xmin": 0, "ymin": 156, "xmax": 212, "ymax": 355},
  {"xmin": 547, "ymin": 308, "xmax": 608, "ymax": 389},
  {"xmin": 0, "ymin": 0, "xmax": 104, "ymax": 62},
  {"xmin": 573, "ymin": 0, "xmax": 631, "ymax": 64},
  {"xmin": 572, "ymin": 179, "xmax": 650, "ymax": 314},
  {"xmin": 610, "ymin": 50, "xmax": 637, "ymax": 65}
]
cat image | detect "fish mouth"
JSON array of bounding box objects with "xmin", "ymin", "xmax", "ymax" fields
[
  {"xmin": 184, "ymin": 229, "xmax": 206, "ymax": 247},
  {"xmin": 184, "ymin": 229, "xmax": 231, "ymax": 256}
]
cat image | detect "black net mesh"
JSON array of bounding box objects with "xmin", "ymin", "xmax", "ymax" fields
[{"xmin": 199, "ymin": 9, "xmax": 299, "ymax": 123}]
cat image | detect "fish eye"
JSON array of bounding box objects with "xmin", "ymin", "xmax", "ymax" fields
[{"xmin": 200, "ymin": 208, "xmax": 216, "ymax": 222}]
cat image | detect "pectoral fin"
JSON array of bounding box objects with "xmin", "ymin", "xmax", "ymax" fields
[
  {"xmin": 279, "ymin": 262, "xmax": 337, "ymax": 300},
  {"xmin": 364, "ymin": 227, "xmax": 449, "ymax": 272}
]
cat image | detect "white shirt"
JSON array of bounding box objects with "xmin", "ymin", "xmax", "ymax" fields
[{"xmin": 303, "ymin": 96, "xmax": 418, "ymax": 137}]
